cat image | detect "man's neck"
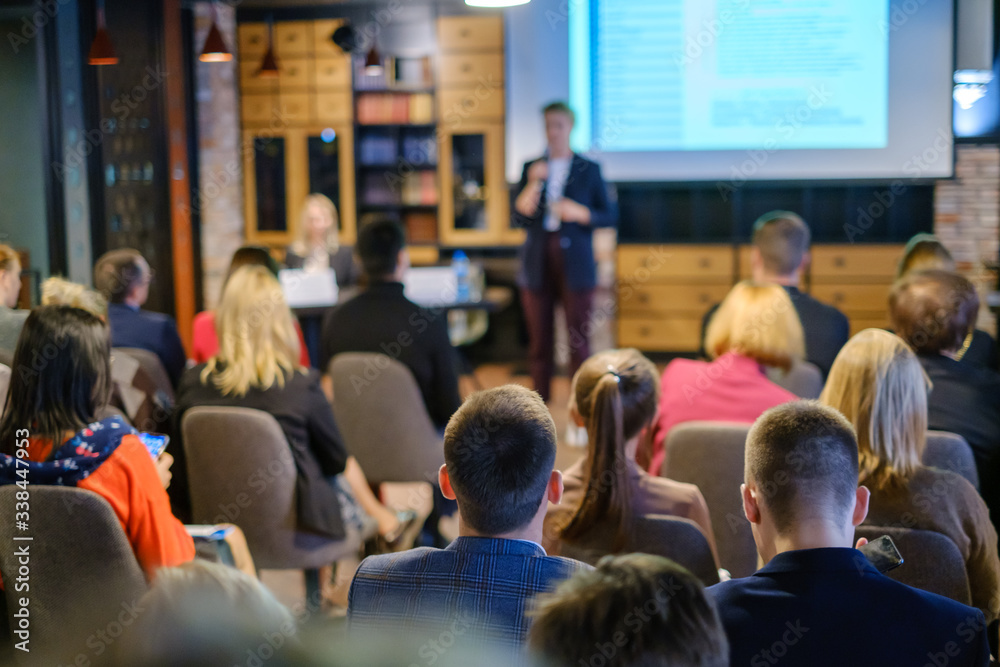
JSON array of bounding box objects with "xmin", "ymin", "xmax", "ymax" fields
[
  {"xmin": 761, "ymin": 523, "xmax": 853, "ymax": 563},
  {"xmin": 548, "ymin": 147, "xmax": 572, "ymax": 160},
  {"xmin": 456, "ymin": 516, "xmax": 544, "ymax": 546},
  {"xmin": 756, "ymin": 271, "xmax": 799, "ymax": 288},
  {"xmin": 122, "ymin": 296, "xmax": 142, "ymax": 309}
]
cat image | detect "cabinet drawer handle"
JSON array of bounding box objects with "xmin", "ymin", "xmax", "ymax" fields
[
  {"xmin": 461, "ymin": 63, "xmax": 473, "ymax": 72},
  {"xmin": 834, "ymin": 256, "xmax": 846, "ymax": 268},
  {"xmin": 460, "ymin": 28, "xmax": 471, "ymax": 37},
  {"xmin": 833, "ymin": 292, "xmax": 845, "ymax": 303},
  {"xmin": 640, "ymin": 326, "xmax": 651, "ymax": 337},
  {"xmin": 698, "ymin": 258, "xmax": 710, "ymax": 269},
  {"xmin": 698, "ymin": 293, "xmax": 710, "ymax": 303},
  {"xmin": 637, "ymin": 293, "xmax": 650, "ymax": 305}
]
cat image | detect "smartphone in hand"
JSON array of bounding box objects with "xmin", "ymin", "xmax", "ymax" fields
[
  {"xmin": 858, "ymin": 535, "xmax": 904, "ymax": 573},
  {"xmin": 138, "ymin": 432, "xmax": 169, "ymax": 459}
]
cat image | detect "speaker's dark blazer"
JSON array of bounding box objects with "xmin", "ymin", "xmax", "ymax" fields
[
  {"xmin": 107, "ymin": 303, "xmax": 187, "ymax": 387},
  {"xmin": 512, "ymin": 154, "xmax": 617, "ymax": 292},
  {"xmin": 708, "ymin": 548, "xmax": 990, "ymax": 666}
]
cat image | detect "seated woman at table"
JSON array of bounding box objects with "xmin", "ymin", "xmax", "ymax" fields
[
  {"xmin": 821, "ymin": 328, "xmax": 1000, "ymax": 625},
  {"xmin": 191, "ymin": 245, "xmax": 310, "ymax": 367},
  {"xmin": 0, "ymin": 305, "xmax": 194, "ymax": 579},
  {"xmin": 176, "ymin": 266, "xmax": 416, "ymax": 574},
  {"xmin": 648, "ymin": 281, "xmax": 802, "ymax": 475},
  {"xmin": 544, "ymin": 348, "xmax": 719, "ymax": 565},
  {"xmin": 285, "ymin": 193, "xmax": 361, "ymax": 288}
]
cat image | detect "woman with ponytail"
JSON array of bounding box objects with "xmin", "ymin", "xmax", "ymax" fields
[{"xmin": 544, "ymin": 348, "xmax": 718, "ymax": 564}]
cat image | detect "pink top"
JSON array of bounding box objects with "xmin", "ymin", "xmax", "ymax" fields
[
  {"xmin": 191, "ymin": 310, "xmax": 311, "ymax": 367},
  {"xmin": 648, "ymin": 352, "xmax": 798, "ymax": 475}
]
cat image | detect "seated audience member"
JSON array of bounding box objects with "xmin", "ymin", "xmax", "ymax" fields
[
  {"xmin": 175, "ymin": 267, "xmax": 415, "ymax": 567},
  {"xmin": 320, "ymin": 218, "xmax": 461, "ymax": 431},
  {"xmin": 0, "ymin": 306, "xmax": 194, "ymax": 579},
  {"xmin": 348, "ymin": 384, "xmax": 588, "ymax": 646},
  {"xmin": 94, "ymin": 248, "xmax": 186, "ymax": 386},
  {"xmin": 39, "ymin": 276, "xmax": 157, "ymax": 428},
  {"xmin": 0, "ymin": 244, "xmax": 28, "ymax": 352},
  {"xmin": 821, "ymin": 328, "xmax": 1000, "ymax": 624},
  {"xmin": 285, "ymin": 193, "xmax": 361, "ymax": 288},
  {"xmin": 896, "ymin": 233, "xmax": 997, "ymax": 370},
  {"xmin": 544, "ymin": 348, "xmax": 718, "ymax": 564},
  {"xmin": 708, "ymin": 401, "xmax": 991, "ymax": 666},
  {"xmin": 649, "ymin": 281, "xmax": 801, "ymax": 475},
  {"xmin": 114, "ymin": 559, "xmax": 299, "ymax": 666},
  {"xmin": 529, "ymin": 554, "xmax": 729, "ymax": 667},
  {"xmin": 190, "ymin": 245, "xmax": 310, "ymax": 366},
  {"xmin": 890, "ymin": 270, "xmax": 1000, "ymax": 543},
  {"xmin": 699, "ymin": 211, "xmax": 849, "ymax": 376}
]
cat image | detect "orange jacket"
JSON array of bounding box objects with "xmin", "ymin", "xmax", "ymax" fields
[{"xmin": 24, "ymin": 433, "xmax": 195, "ymax": 580}]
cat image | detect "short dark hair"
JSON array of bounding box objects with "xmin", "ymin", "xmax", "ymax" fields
[
  {"xmin": 529, "ymin": 554, "xmax": 729, "ymax": 667},
  {"xmin": 356, "ymin": 218, "xmax": 406, "ymax": 279},
  {"xmin": 0, "ymin": 305, "xmax": 112, "ymax": 453},
  {"xmin": 543, "ymin": 101, "xmax": 575, "ymax": 124},
  {"xmin": 228, "ymin": 245, "xmax": 280, "ymax": 284},
  {"xmin": 444, "ymin": 384, "xmax": 556, "ymax": 535},
  {"xmin": 745, "ymin": 401, "xmax": 859, "ymax": 534},
  {"xmin": 94, "ymin": 248, "xmax": 146, "ymax": 303},
  {"xmin": 751, "ymin": 211, "xmax": 810, "ymax": 276},
  {"xmin": 890, "ymin": 269, "xmax": 979, "ymax": 355}
]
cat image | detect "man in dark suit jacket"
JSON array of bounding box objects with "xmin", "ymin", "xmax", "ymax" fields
[
  {"xmin": 320, "ymin": 218, "xmax": 461, "ymax": 430},
  {"xmin": 512, "ymin": 101, "xmax": 617, "ymax": 402},
  {"xmin": 708, "ymin": 401, "xmax": 990, "ymax": 666},
  {"xmin": 700, "ymin": 211, "xmax": 849, "ymax": 377},
  {"xmin": 95, "ymin": 249, "xmax": 187, "ymax": 386},
  {"xmin": 349, "ymin": 385, "xmax": 587, "ymax": 650},
  {"xmin": 891, "ymin": 270, "xmax": 1000, "ymax": 548}
]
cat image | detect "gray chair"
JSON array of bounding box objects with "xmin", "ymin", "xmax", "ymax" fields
[
  {"xmin": 0, "ymin": 486, "xmax": 147, "ymax": 666},
  {"xmin": 329, "ymin": 353, "xmax": 444, "ymax": 486},
  {"xmin": 113, "ymin": 346, "xmax": 175, "ymax": 406},
  {"xmin": 923, "ymin": 431, "xmax": 979, "ymax": 490},
  {"xmin": 181, "ymin": 406, "xmax": 361, "ymax": 602},
  {"xmin": 765, "ymin": 361, "xmax": 824, "ymax": 399},
  {"xmin": 855, "ymin": 525, "xmax": 971, "ymax": 606},
  {"xmin": 0, "ymin": 363, "xmax": 9, "ymax": 415},
  {"xmin": 664, "ymin": 421, "xmax": 757, "ymax": 578},
  {"xmin": 560, "ymin": 514, "xmax": 720, "ymax": 586}
]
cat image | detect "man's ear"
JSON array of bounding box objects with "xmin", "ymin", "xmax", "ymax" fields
[
  {"xmin": 798, "ymin": 250, "xmax": 811, "ymax": 273},
  {"xmin": 438, "ymin": 464, "xmax": 457, "ymax": 501},
  {"xmin": 852, "ymin": 485, "xmax": 870, "ymax": 527},
  {"xmin": 742, "ymin": 483, "xmax": 761, "ymax": 525},
  {"xmin": 547, "ymin": 470, "xmax": 564, "ymax": 505}
]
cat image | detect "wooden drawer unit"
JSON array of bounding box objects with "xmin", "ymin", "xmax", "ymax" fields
[
  {"xmin": 438, "ymin": 87, "xmax": 504, "ymax": 121},
  {"xmin": 811, "ymin": 244, "xmax": 904, "ymax": 283},
  {"xmin": 313, "ymin": 57, "xmax": 351, "ymax": 90},
  {"xmin": 314, "ymin": 91, "xmax": 352, "ymax": 123},
  {"xmin": 620, "ymin": 283, "xmax": 731, "ymax": 316},
  {"xmin": 238, "ymin": 23, "xmax": 268, "ymax": 58},
  {"xmin": 617, "ymin": 245, "xmax": 732, "ymax": 284},
  {"xmin": 439, "ymin": 53, "xmax": 504, "ymax": 87},
  {"xmin": 278, "ymin": 93, "xmax": 311, "ymax": 124},
  {"xmin": 277, "ymin": 58, "xmax": 311, "ymax": 92},
  {"xmin": 810, "ymin": 284, "xmax": 891, "ymax": 314},
  {"xmin": 241, "ymin": 94, "xmax": 276, "ymax": 124},
  {"xmin": 312, "ymin": 19, "xmax": 347, "ymax": 59},
  {"xmin": 618, "ymin": 318, "xmax": 704, "ymax": 352},
  {"xmin": 275, "ymin": 21, "xmax": 311, "ymax": 57},
  {"xmin": 437, "ymin": 16, "xmax": 503, "ymax": 52}
]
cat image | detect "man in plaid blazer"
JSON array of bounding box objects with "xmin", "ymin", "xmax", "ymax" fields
[{"xmin": 348, "ymin": 384, "xmax": 588, "ymax": 649}]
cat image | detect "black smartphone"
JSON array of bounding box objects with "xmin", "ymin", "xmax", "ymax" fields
[{"xmin": 858, "ymin": 535, "xmax": 904, "ymax": 573}]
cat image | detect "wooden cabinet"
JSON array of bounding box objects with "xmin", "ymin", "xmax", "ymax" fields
[
  {"xmin": 810, "ymin": 244, "xmax": 903, "ymax": 335},
  {"xmin": 437, "ymin": 16, "xmax": 504, "ymax": 51},
  {"xmin": 617, "ymin": 245, "xmax": 734, "ymax": 352}
]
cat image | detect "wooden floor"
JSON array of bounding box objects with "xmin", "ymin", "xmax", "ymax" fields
[{"xmin": 260, "ymin": 364, "xmax": 588, "ymax": 613}]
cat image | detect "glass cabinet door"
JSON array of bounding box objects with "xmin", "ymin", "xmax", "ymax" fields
[
  {"xmin": 439, "ymin": 123, "xmax": 507, "ymax": 246},
  {"xmin": 252, "ymin": 136, "xmax": 287, "ymax": 232},
  {"xmin": 305, "ymin": 125, "xmax": 356, "ymax": 245}
]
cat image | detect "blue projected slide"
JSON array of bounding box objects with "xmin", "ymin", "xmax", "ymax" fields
[{"xmin": 570, "ymin": 0, "xmax": 889, "ymax": 153}]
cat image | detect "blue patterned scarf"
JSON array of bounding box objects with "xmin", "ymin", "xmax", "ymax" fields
[{"xmin": 0, "ymin": 416, "xmax": 136, "ymax": 487}]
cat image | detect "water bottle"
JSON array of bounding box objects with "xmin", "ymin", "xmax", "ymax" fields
[{"xmin": 453, "ymin": 250, "xmax": 471, "ymax": 303}]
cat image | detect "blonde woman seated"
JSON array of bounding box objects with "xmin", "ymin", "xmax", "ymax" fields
[
  {"xmin": 820, "ymin": 328, "xmax": 1000, "ymax": 625},
  {"xmin": 648, "ymin": 281, "xmax": 802, "ymax": 475},
  {"xmin": 544, "ymin": 349, "xmax": 719, "ymax": 566},
  {"xmin": 175, "ymin": 267, "xmax": 415, "ymax": 558},
  {"xmin": 285, "ymin": 193, "xmax": 361, "ymax": 288}
]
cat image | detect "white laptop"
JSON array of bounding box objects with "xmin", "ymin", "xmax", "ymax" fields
[
  {"xmin": 404, "ymin": 267, "xmax": 457, "ymax": 307},
  {"xmin": 279, "ymin": 268, "xmax": 338, "ymax": 308}
]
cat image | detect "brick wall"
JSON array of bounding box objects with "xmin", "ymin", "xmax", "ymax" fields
[
  {"xmin": 934, "ymin": 144, "xmax": 1000, "ymax": 331},
  {"xmin": 192, "ymin": 2, "xmax": 242, "ymax": 310}
]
